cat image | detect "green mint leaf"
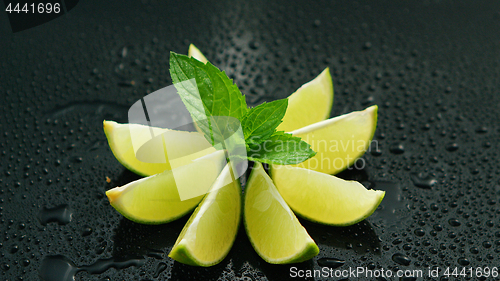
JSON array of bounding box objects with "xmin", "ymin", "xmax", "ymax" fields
[
  {"xmin": 242, "ymin": 99, "xmax": 288, "ymax": 143},
  {"xmin": 169, "ymin": 52, "xmax": 247, "ymax": 146},
  {"xmin": 246, "ymin": 131, "xmax": 316, "ymax": 165}
]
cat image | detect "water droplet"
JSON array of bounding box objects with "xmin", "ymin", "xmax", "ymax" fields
[
  {"xmin": 39, "ymin": 255, "xmax": 145, "ymax": 281},
  {"xmin": 446, "ymin": 143, "xmax": 459, "ymax": 152},
  {"xmin": 414, "ymin": 228, "xmax": 425, "ymax": 237},
  {"xmin": 154, "ymin": 262, "xmax": 168, "ymax": 278},
  {"xmin": 317, "ymin": 257, "xmax": 345, "ymax": 269},
  {"xmin": 118, "ymin": 80, "xmax": 136, "ymax": 87},
  {"xmin": 39, "ymin": 255, "xmax": 78, "ymax": 281},
  {"xmin": 389, "ymin": 143, "xmax": 405, "ymax": 154},
  {"xmin": 411, "ymin": 173, "xmax": 437, "ymax": 189},
  {"xmin": 392, "ymin": 253, "xmax": 411, "ymax": 266},
  {"xmin": 82, "ymin": 226, "xmax": 93, "ymax": 236},
  {"xmin": 475, "ymin": 127, "xmax": 488, "ymax": 134},
  {"xmin": 457, "ymin": 257, "xmax": 470, "ymax": 266},
  {"xmin": 448, "ymin": 219, "xmax": 461, "ymax": 227},
  {"xmin": 39, "ymin": 204, "xmax": 73, "ymax": 225}
]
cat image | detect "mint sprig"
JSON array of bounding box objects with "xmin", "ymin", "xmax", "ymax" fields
[
  {"xmin": 169, "ymin": 52, "xmax": 247, "ymax": 147},
  {"xmin": 169, "ymin": 52, "xmax": 315, "ymax": 165}
]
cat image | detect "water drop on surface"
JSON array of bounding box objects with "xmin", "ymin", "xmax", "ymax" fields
[
  {"xmin": 317, "ymin": 257, "xmax": 345, "ymax": 268},
  {"xmin": 389, "ymin": 143, "xmax": 405, "ymax": 154},
  {"xmin": 457, "ymin": 257, "xmax": 470, "ymax": 266},
  {"xmin": 445, "ymin": 143, "xmax": 459, "ymax": 152},
  {"xmin": 38, "ymin": 204, "xmax": 73, "ymax": 225},
  {"xmin": 154, "ymin": 262, "xmax": 168, "ymax": 278},
  {"xmin": 410, "ymin": 173, "xmax": 437, "ymax": 189},
  {"xmin": 392, "ymin": 253, "xmax": 411, "ymax": 266},
  {"xmin": 448, "ymin": 219, "xmax": 461, "ymax": 227},
  {"xmin": 414, "ymin": 228, "xmax": 425, "ymax": 237},
  {"xmin": 39, "ymin": 255, "xmax": 78, "ymax": 281}
]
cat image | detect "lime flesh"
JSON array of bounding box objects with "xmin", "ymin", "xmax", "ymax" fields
[{"xmin": 188, "ymin": 44, "xmax": 209, "ymax": 64}]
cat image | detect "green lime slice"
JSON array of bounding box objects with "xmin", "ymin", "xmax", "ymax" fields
[
  {"xmin": 103, "ymin": 120, "xmax": 216, "ymax": 176},
  {"xmin": 277, "ymin": 68, "xmax": 334, "ymax": 132},
  {"xmin": 244, "ymin": 162, "xmax": 319, "ymax": 264},
  {"xmin": 169, "ymin": 164, "xmax": 241, "ymax": 266},
  {"xmin": 281, "ymin": 105, "xmax": 378, "ymax": 175},
  {"xmin": 106, "ymin": 150, "xmax": 226, "ymax": 224},
  {"xmin": 271, "ymin": 166, "xmax": 384, "ymax": 226}
]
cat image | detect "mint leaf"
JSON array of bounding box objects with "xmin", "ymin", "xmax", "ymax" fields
[
  {"xmin": 169, "ymin": 52, "xmax": 247, "ymax": 146},
  {"xmin": 242, "ymin": 99, "xmax": 288, "ymax": 143},
  {"xmin": 246, "ymin": 131, "xmax": 316, "ymax": 165}
]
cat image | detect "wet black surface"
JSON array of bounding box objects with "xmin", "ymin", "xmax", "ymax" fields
[{"xmin": 1, "ymin": 0, "xmax": 500, "ymax": 280}]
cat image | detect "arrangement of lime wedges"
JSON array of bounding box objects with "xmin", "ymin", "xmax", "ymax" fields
[
  {"xmin": 104, "ymin": 44, "xmax": 384, "ymax": 266},
  {"xmin": 244, "ymin": 162, "xmax": 319, "ymax": 263}
]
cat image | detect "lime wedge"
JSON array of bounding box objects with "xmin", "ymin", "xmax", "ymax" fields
[
  {"xmin": 188, "ymin": 44, "xmax": 208, "ymax": 64},
  {"xmin": 106, "ymin": 150, "xmax": 226, "ymax": 224},
  {"xmin": 277, "ymin": 68, "xmax": 333, "ymax": 132},
  {"xmin": 271, "ymin": 166, "xmax": 385, "ymax": 226},
  {"xmin": 244, "ymin": 162, "xmax": 319, "ymax": 264},
  {"xmin": 103, "ymin": 120, "xmax": 216, "ymax": 176},
  {"xmin": 169, "ymin": 164, "xmax": 241, "ymax": 266},
  {"xmin": 284, "ymin": 105, "xmax": 378, "ymax": 175}
]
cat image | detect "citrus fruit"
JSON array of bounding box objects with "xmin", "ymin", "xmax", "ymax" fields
[
  {"xmin": 282, "ymin": 105, "xmax": 378, "ymax": 175},
  {"xmin": 188, "ymin": 44, "xmax": 208, "ymax": 64},
  {"xmin": 244, "ymin": 162, "xmax": 319, "ymax": 264},
  {"xmin": 271, "ymin": 166, "xmax": 385, "ymax": 226},
  {"xmin": 169, "ymin": 164, "xmax": 241, "ymax": 266},
  {"xmin": 277, "ymin": 68, "xmax": 333, "ymax": 132},
  {"xmin": 103, "ymin": 120, "xmax": 216, "ymax": 176},
  {"xmin": 105, "ymin": 150, "xmax": 226, "ymax": 224}
]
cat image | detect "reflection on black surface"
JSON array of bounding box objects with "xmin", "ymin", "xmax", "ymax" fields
[
  {"xmin": 109, "ymin": 169, "xmax": 142, "ymax": 190},
  {"xmin": 335, "ymin": 162, "xmax": 370, "ymax": 182},
  {"xmin": 302, "ymin": 219, "xmax": 382, "ymax": 255},
  {"xmin": 112, "ymin": 216, "xmax": 186, "ymax": 258}
]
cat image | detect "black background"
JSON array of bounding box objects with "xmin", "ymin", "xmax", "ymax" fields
[{"xmin": 1, "ymin": 0, "xmax": 500, "ymax": 280}]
